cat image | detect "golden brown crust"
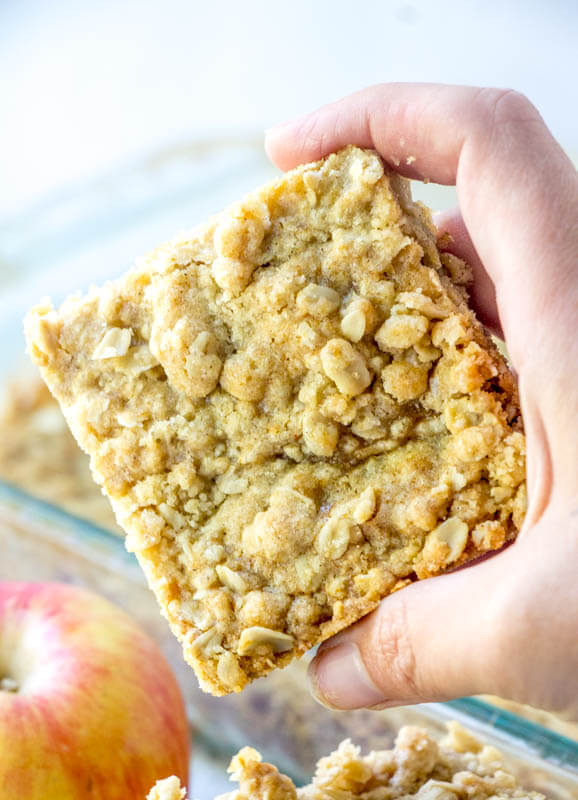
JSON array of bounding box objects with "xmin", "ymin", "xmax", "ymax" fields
[{"xmin": 25, "ymin": 147, "xmax": 525, "ymax": 695}]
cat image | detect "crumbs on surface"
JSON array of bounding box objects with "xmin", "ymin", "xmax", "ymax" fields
[{"xmin": 147, "ymin": 723, "xmax": 544, "ymax": 800}]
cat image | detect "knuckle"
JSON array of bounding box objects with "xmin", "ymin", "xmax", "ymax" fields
[
  {"xmin": 477, "ymin": 87, "xmax": 539, "ymax": 128},
  {"xmin": 372, "ymin": 594, "xmax": 420, "ymax": 699}
]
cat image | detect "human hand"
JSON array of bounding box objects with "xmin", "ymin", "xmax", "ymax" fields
[{"xmin": 265, "ymin": 84, "xmax": 578, "ymax": 717}]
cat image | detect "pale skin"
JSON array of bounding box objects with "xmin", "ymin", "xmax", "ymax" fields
[{"xmin": 265, "ymin": 84, "xmax": 578, "ymax": 718}]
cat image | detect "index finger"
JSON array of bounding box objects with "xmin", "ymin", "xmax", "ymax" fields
[
  {"xmin": 265, "ymin": 83, "xmax": 577, "ymax": 363},
  {"xmin": 266, "ymin": 83, "xmax": 545, "ymax": 185}
]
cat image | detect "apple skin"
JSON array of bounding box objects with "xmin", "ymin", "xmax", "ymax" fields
[{"xmin": 0, "ymin": 582, "xmax": 189, "ymax": 799}]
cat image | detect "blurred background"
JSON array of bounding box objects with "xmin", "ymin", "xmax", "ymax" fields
[
  {"xmin": 1, "ymin": 2, "xmax": 577, "ymax": 797},
  {"xmin": 2, "ymin": 0, "xmax": 577, "ymax": 215},
  {"xmin": 1, "ymin": 0, "xmax": 576, "ymax": 313}
]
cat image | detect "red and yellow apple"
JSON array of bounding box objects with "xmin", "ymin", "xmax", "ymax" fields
[{"xmin": 0, "ymin": 582, "xmax": 189, "ymax": 798}]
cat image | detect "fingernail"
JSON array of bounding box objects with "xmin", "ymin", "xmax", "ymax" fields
[{"xmin": 307, "ymin": 641, "xmax": 386, "ymax": 711}]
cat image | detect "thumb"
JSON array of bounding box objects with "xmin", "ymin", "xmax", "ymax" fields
[{"xmin": 307, "ymin": 552, "xmax": 509, "ymax": 711}]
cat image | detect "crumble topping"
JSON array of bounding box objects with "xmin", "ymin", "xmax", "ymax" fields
[
  {"xmin": 146, "ymin": 724, "xmax": 545, "ymax": 799},
  {"xmin": 26, "ymin": 147, "xmax": 525, "ymax": 695}
]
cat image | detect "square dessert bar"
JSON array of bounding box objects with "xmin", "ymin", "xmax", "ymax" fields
[{"xmin": 26, "ymin": 147, "xmax": 526, "ymax": 695}]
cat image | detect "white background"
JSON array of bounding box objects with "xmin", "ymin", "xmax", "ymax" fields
[{"xmin": 1, "ymin": 0, "xmax": 577, "ymax": 215}]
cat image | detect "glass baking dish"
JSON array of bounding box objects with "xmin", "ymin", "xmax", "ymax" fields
[
  {"xmin": 1, "ymin": 483, "xmax": 578, "ymax": 799},
  {"xmin": 1, "ymin": 138, "xmax": 576, "ymax": 797}
]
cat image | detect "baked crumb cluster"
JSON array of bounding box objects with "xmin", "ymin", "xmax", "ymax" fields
[
  {"xmin": 147, "ymin": 775, "xmax": 185, "ymax": 800},
  {"xmin": 147, "ymin": 724, "xmax": 544, "ymax": 799},
  {"xmin": 0, "ymin": 374, "xmax": 120, "ymax": 532},
  {"xmin": 26, "ymin": 147, "xmax": 525, "ymax": 695}
]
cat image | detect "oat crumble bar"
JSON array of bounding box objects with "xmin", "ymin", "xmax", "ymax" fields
[
  {"xmin": 147, "ymin": 723, "xmax": 545, "ymax": 799},
  {"xmin": 25, "ymin": 146, "xmax": 526, "ymax": 695}
]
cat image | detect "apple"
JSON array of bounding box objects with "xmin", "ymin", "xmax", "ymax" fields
[{"xmin": 0, "ymin": 582, "xmax": 189, "ymax": 798}]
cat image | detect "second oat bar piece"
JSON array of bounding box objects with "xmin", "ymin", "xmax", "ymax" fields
[{"xmin": 26, "ymin": 147, "xmax": 526, "ymax": 695}]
